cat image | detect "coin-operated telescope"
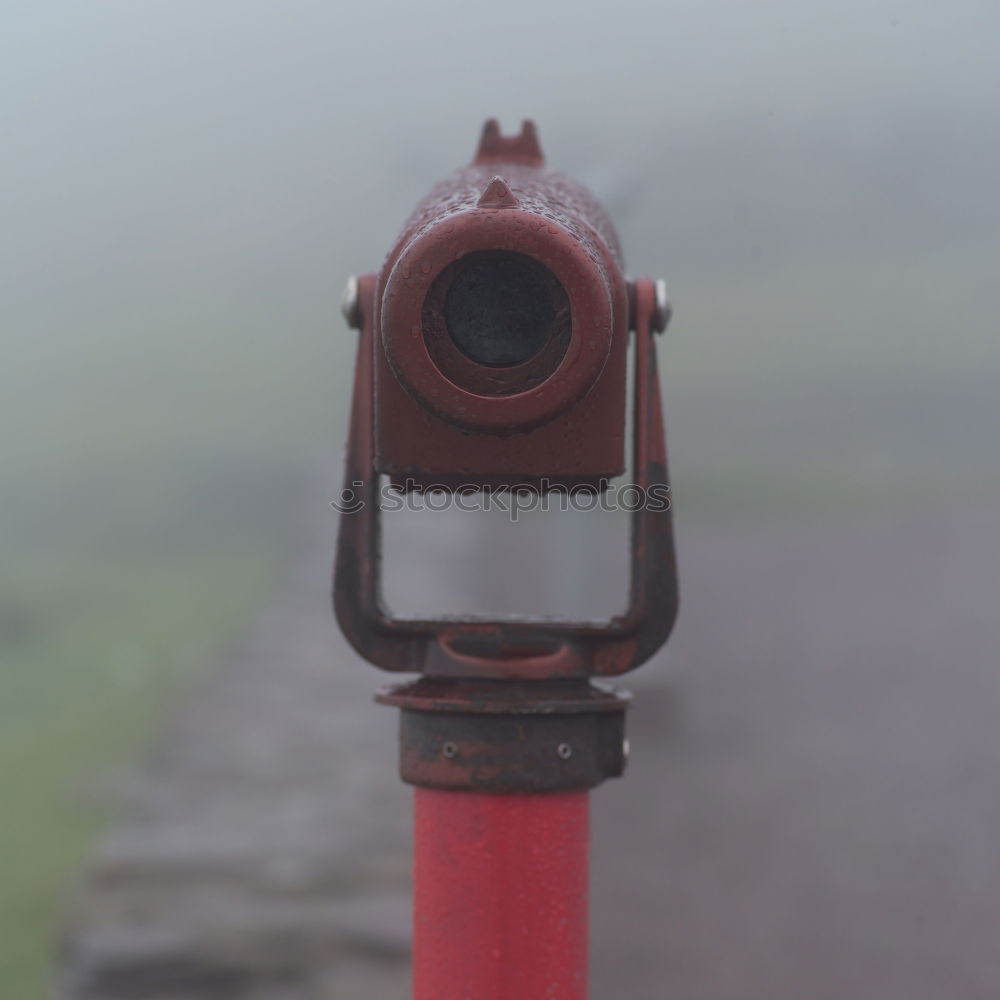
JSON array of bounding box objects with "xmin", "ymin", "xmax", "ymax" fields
[{"xmin": 334, "ymin": 119, "xmax": 678, "ymax": 1000}]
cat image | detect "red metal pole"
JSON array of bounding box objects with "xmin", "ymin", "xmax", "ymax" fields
[{"xmin": 413, "ymin": 788, "xmax": 590, "ymax": 1000}]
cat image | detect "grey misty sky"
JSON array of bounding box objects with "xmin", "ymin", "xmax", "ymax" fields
[
  {"xmin": 2, "ymin": 0, "xmax": 999, "ymax": 526},
  {"xmin": 2, "ymin": 0, "xmax": 998, "ymax": 352}
]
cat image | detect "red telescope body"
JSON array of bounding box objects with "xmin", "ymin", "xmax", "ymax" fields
[{"xmin": 374, "ymin": 119, "xmax": 629, "ymax": 490}]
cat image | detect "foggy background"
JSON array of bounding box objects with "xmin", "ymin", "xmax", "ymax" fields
[{"xmin": 3, "ymin": 1, "xmax": 999, "ymax": 996}]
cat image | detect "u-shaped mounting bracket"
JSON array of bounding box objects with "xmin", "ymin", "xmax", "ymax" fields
[{"xmin": 333, "ymin": 277, "xmax": 678, "ymax": 680}]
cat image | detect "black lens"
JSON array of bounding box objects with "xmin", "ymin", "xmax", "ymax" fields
[{"xmin": 444, "ymin": 252, "xmax": 559, "ymax": 367}]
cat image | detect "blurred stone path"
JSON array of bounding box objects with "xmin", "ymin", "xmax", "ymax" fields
[
  {"xmin": 61, "ymin": 485, "xmax": 412, "ymax": 999},
  {"xmin": 62, "ymin": 493, "xmax": 1000, "ymax": 999}
]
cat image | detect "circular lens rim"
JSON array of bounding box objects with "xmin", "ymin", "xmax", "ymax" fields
[{"xmin": 380, "ymin": 207, "xmax": 617, "ymax": 433}]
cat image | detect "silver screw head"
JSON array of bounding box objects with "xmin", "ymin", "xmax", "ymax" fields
[
  {"xmin": 652, "ymin": 279, "xmax": 672, "ymax": 333},
  {"xmin": 341, "ymin": 275, "xmax": 361, "ymax": 330},
  {"xmin": 441, "ymin": 741, "xmax": 459, "ymax": 759},
  {"xmin": 556, "ymin": 742, "xmax": 573, "ymax": 760}
]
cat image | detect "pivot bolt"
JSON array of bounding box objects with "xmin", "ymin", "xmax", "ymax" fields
[
  {"xmin": 341, "ymin": 275, "xmax": 362, "ymax": 330},
  {"xmin": 652, "ymin": 279, "xmax": 672, "ymax": 333}
]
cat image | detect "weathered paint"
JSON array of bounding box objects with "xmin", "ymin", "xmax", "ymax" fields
[{"xmin": 375, "ymin": 118, "xmax": 629, "ymax": 479}]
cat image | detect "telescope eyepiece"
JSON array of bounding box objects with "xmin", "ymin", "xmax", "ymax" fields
[
  {"xmin": 443, "ymin": 251, "xmax": 560, "ymax": 368},
  {"xmin": 377, "ymin": 122, "xmax": 622, "ymax": 436},
  {"xmin": 419, "ymin": 250, "xmax": 571, "ymax": 400}
]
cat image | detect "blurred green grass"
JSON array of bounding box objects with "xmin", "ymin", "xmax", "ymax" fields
[
  {"xmin": 1, "ymin": 299, "xmax": 333, "ymax": 992},
  {"xmin": 0, "ymin": 550, "xmax": 274, "ymax": 997}
]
